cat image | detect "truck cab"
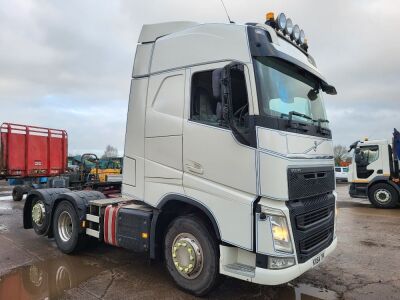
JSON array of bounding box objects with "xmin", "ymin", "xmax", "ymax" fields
[
  {"xmin": 122, "ymin": 14, "xmax": 337, "ymax": 292},
  {"xmin": 348, "ymin": 132, "xmax": 400, "ymax": 208},
  {"xmin": 23, "ymin": 13, "xmax": 338, "ymax": 296}
]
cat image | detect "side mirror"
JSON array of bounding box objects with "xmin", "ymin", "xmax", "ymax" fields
[
  {"xmin": 307, "ymin": 89, "xmax": 319, "ymax": 101},
  {"xmin": 322, "ymin": 83, "xmax": 337, "ymax": 95}
]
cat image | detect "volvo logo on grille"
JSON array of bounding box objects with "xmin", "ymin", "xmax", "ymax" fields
[{"xmin": 312, "ymin": 141, "xmax": 318, "ymax": 152}]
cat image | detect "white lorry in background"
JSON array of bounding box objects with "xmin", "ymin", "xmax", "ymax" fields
[
  {"xmin": 335, "ymin": 166, "xmax": 349, "ymax": 182},
  {"xmin": 348, "ymin": 129, "xmax": 400, "ymax": 208},
  {"xmin": 22, "ymin": 12, "xmax": 338, "ymax": 296}
]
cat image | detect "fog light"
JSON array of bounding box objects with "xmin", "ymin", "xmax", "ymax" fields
[{"xmin": 268, "ymin": 256, "xmax": 296, "ymax": 269}]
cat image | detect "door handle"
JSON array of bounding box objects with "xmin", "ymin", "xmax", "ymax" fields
[{"xmin": 185, "ymin": 162, "xmax": 204, "ymax": 175}]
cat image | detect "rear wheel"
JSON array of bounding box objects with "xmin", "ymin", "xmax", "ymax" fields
[
  {"xmin": 53, "ymin": 201, "xmax": 86, "ymax": 253},
  {"xmin": 12, "ymin": 186, "xmax": 24, "ymax": 201},
  {"xmin": 368, "ymin": 183, "xmax": 399, "ymax": 208},
  {"xmin": 164, "ymin": 216, "xmax": 219, "ymax": 296}
]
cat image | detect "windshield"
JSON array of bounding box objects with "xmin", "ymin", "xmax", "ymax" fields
[{"xmin": 253, "ymin": 57, "xmax": 329, "ymax": 128}]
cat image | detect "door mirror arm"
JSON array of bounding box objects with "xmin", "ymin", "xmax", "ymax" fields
[{"xmin": 220, "ymin": 63, "xmax": 252, "ymax": 146}]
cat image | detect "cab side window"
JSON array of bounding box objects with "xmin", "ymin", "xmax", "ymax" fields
[
  {"xmin": 190, "ymin": 66, "xmax": 249, "ymax": 131},
  {"xmin": 190, "ymin": 70, "xmax": 222, "ymax": 127}
]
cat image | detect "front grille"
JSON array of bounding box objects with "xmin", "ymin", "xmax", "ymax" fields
[
  {"xmin": 287, "ymin": 166, "xmax": 335, "ymax": 200},
  {"xmin": 300, "ymin": 226, "xmax": 333, "ymax": 252},
  {"xmin": 287, "ymin": 193, "xmax": 335, "ymax": 263},
  {"xmin": 296, "ymin": 206, "xmax": 333, "ymax": 230}
]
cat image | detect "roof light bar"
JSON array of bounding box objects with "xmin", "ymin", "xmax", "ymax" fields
[{"xmin": 266, "ymin": 12, "xmax": 308, "ymax": 48}]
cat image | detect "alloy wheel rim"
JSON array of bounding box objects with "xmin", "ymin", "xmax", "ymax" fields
[
  {"xmin": 32, "ymin": 201, "xmax": 46, "ymax": 226},
  {"xmin": 58, "ymin": 211, "xmax": 73, "ymax": 242},
  {"xmin": 171, "ymin": 233, "xmax": 204, "ymax": 279},
  {"xmin": 375, "ymin": 189, "xmax": 391, "ymax": 204}
]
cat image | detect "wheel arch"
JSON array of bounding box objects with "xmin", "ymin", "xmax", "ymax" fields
[
  {"xmin": 150, "ymin": 194, "xmax": 221, "ymax": 260},
  {"xmin": 50, "ymin": 190, "xmax": 105, "ymax": 235},
  {"xmin": 367, "ymin": 176, "xmax": 400, "ymax": 194}
]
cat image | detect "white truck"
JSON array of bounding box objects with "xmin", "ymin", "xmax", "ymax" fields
[
  {"xmin": 348, "ymin": 129, "xmax": 400, "ymax": 208},
  {"xmin": 23, "ymin": 12, "xmax": 338, "ymax": 295}
]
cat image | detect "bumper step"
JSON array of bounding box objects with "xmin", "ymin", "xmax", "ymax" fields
[{"xmin": 223, "ymin": 263, "xmax": 255, "ymax": 278}]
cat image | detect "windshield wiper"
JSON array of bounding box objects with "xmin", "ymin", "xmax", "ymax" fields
[
  {"xmin": 287, "ymin": 111, "xmax": 313, "ymax": 121},
  {"xmin": 312, "ymin": 118, "xmax": 330, "ymax": 135},
  {"xmin": 286, "ymin": 111, "xmax": 312, "ymax": 132}
]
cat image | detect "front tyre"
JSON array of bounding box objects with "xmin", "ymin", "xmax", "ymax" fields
[
  {"xmin": 53, "ymin": 201, "xmax": 86, "ymax": 254},
  {"xmin": 164, "ymin": 216, "xmax": 219, "ymax": 296},
  {"xmin": 368, "ymin": 183, "xmax": 399, "ymax": 208}
]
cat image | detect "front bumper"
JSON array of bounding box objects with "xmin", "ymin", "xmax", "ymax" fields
[{"xmin": 252, "ymin": 237, "xmax": 337, "ymax": 285}]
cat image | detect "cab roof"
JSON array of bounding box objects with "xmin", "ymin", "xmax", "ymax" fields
[{"xmin": 138, "ymin": 21, "xmax": 199, "ymax": 43}]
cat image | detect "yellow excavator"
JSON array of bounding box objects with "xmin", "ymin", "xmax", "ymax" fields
[
  {"xmin": 90, "ymin": 156, "xmax": 122, "ymax": 182},
  {"xmin": 68, "ymin": 153, "xmax": 122, "ymax": 184}
]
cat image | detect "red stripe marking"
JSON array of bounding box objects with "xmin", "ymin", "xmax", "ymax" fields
[
  {"xmin": 111, "ymin": 206, "xmax": 120, "ymax": 246},
  {"xmin": 104, "ymin": 206, "xmax": 110, "ymax": 243}
]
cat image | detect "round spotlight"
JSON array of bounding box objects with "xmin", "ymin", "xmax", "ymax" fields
[
  {"xmin": 299, "ymin": 29, "xmax": 306, "ymax": 44},
  {"xmin": 291, "ymin": 24, "xmax": 300, "ymax": 41},
  {"xmin": 284, "ymin": 18, "xmax": 293, "ymax": 35},
  {"xmin": 276, "ymin": 13, "xmax": 286, "ymax": 31}
]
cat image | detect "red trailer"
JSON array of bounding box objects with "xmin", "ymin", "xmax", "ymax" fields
[
  {"xmin": 0, "ymin": 123, "xmax": 68, "ymax": 200},
  {"xmin": 0, "ymin": 123, "xmax": 68, "ymax": 178}
]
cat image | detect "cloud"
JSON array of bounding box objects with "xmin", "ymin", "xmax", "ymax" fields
[{"xmin": 0, "ymin": 0, "xmax": 399, "ymax": 154}]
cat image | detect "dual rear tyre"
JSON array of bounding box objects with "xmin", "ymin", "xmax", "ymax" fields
[{"xmin": 53, "ymin": 201, "xmax": 87, "ymax": 253}]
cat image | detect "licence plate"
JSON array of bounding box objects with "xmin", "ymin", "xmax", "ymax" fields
[{"xmin": 312, "ymin": 251, "xmax": 325, "ymax": 266}]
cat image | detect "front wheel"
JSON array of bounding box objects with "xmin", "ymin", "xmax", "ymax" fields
[
  {"xmin": 368, "ymin": 183, "xmax": 399, "ymax": 208},
  {"xmin": 164, "ymin": 216, "xmax": 219, "ymax": 296},
  {"xmin": 53, "ymin": 201, "xmax": 86, "ymax": 253}
]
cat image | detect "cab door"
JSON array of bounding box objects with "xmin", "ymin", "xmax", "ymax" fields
[
  {"xmin": 182, "ymin": 62, "xmax": 257, "ymax": 250},
  {"xmin": 354, "ymin": 145, "xmax": 381, "ymax": 180}
]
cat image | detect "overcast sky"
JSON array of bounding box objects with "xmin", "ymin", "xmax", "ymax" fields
[{"xmin": 1, "ymin": 0, "xmax": 399, "ymax": 155}]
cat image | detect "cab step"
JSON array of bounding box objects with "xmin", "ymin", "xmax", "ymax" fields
[{"xmin": 223, "ymin": 263, "xmax": 255, "ymax": 278}]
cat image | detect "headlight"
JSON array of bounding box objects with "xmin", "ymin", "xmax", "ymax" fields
[
  {"xmin": 262, "ymin": 207, "xmax": 293, "ymax": 253},
  {"xmin": 270, "ymin": 215, "xmax": 293, "ymax": 253}
]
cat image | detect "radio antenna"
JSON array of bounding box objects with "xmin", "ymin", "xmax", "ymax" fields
[{"xmin": 219, "ymin": 0, "xmax": 234, "ymax": 24}]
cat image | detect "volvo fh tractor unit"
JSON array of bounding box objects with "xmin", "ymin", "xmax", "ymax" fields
[{"xmin": 23, "ymin": 12, "xmax": 338, "ymax": 295}]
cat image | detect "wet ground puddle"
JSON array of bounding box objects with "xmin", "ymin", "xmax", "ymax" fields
[
  {"xmin": 0, "ymin": 256, "xmax": 103, "ymax": 299},
  {"xmin": 0, "ymin": 255, "xmax": 339, "ymax": 300}
]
